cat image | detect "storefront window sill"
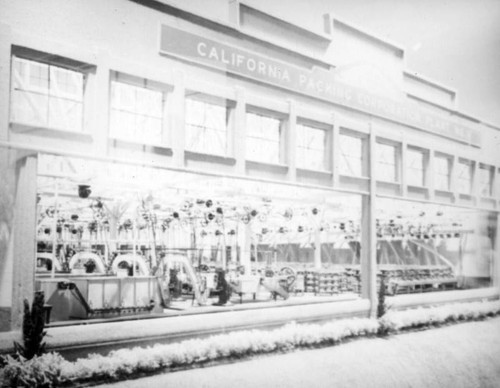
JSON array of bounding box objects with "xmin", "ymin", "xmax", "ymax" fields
[
  {"xmin": 10, "ymin": 122, "xmax": 92, "ymax": 143},
  {"xmin": 184, "ymin": 150, "xmax": 236, "ymax": 165},
  {"xmin": 435, "ymin": 189, "xmax": 454, "ymax": 196},
  {"xmin": 458, "ymin": 193, "xmax": 473, "ymax": 201},
  {"xmin": 246, "ymin": 160, "xmax": 289, "ymax": 173},
  {"xmin": 407, "ymin": 184, "xmax": 428, "ymax": 191},
  {"xmin": 109, "ymin": 137, "xmax": 173, "ymax": 155},
  {"xmin": 479, "ymin": 195, "xmax": 496, "ymax": 202},
  {"xmin": 339, "ymin": 174, "xmax": 369, "ymax": 181},
  {"xmin": 407, "ymin": 185, "xmax": 429, "ymax": 196},
  {"xmin": 296, "ymin": 167, "xmax": 333, "ymax": 177},
  {"xmin": 376, "ymin": 180, "xmax": 400, "ymax": 187}
]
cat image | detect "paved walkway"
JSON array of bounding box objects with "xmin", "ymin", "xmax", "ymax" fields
[{"xmin": 95, "ymin": 317, "xmax": 500, "ymax": 388}]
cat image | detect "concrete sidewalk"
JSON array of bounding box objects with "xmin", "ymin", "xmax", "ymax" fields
[{"xmin": 94, "ymin": 317, "xmax": 500, "ymax": 388}]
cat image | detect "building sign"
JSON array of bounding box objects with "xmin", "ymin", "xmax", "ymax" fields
[{"xmin": 159, "ymin": 25, "xmax": 481, "ymax": 147}]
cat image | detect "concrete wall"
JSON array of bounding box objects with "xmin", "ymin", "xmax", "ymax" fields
[
  {"xmin": 404, "ymin": 72, "xmax": 456, "ymax": 109},
  {"xmin": 329, "ymin": 20, "xmax": 405, "ymax": 100}
]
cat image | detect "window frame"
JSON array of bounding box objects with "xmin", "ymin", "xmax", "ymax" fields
[
  {"xmin": 184, "ymin": 91, "xmax": 234, "ymax": 157},
  {"xmin": 406, "ymin": 146, "xmax": 428, "ymax": 187},
  {"xmin": 296, "ymin": 118, "xmax": 331, "ymax": 172},
  {"xmin": 109, "ymin": 73, "xmax": 167, "ymax": 145},
  {"xmin": 375, "ymin": 138, "xmax": 401, "ymax": 183},
  {"xmin": 434, "ymin": 153, "xmax": 453, "ymax": 192},
  {"xmin": 10, "ymin": 55, "xmax": 87, "ymax": 132},
  {"xmin": 478, "ymin": 163, "xmax": 494, "ymax": 198},
  {"xmin": 456, "ymin": 158, "xmax": 474, "ymax": 195},
  {"xmin": 338, "ymin": 128, "xmax": 368, "ymax": 178},
  {"xmin": 245, "ymin": 106, "xmax": 286, "ymax": 165}
]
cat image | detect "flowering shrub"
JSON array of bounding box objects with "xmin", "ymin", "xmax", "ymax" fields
[
  {"xmin": 56, "ymin": 317, "xmax": 379, "ymax": 384},
  {"xmin": 1, "ymin": 299, "xmax": 499, "ymax": 387},
  {"xmin": 379, "ymin": 300, "xmax": 500, "ymax": 332},
  {"xmin": 0, "ymin": 352, "xmax": 65, "ymax": 388}
]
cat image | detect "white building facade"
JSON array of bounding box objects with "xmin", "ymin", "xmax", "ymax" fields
[{"xmin": 0, "ymin": 0, "xmax": 499, "ymax": 333}]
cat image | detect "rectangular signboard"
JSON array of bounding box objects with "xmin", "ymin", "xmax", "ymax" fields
[{"xmin": 159, "ymin": 25, "xmax": 481, "ymax": 147}]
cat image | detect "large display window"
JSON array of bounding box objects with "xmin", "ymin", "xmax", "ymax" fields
[
  {"xmin": 376, "ymin": 197, "xmax": 496, "ymax": 295},
  {"xmin": 35, "ymin": 154, "xmax": 363, "ymax": 323}
]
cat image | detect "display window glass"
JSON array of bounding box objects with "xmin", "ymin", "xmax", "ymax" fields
[
  {"xmin": 407, "ymin": 148, "xmax": 425, "ymax": 187},
  {"xmin": 296, "ymin": 124, "xmax": 327, "ymax": 171},
  {"xmin": 34, "ymin": 154, "xmax": 363, "ymax": 323},
  {"xmin": 246, "ymin": 112, "xmax": 281, "ymax": 164},
  {"xmin": 109, "ymin": 81, "xmax": 163, "ymax": 144},
  {"xmin": 185, "ymin": 98, "xmax": 228, "ymax": 155},
  {"xmin": 339, "ymin": 134, "xmax": 363, "ymax": 176},
  {"xmin": 10, "ymin": 57, "xmax": 84, "ymax": 131},
  {"xmin": 376, "ymin": 198, "xmax": 495, "ymax": 296},
  {"xmin": 435, "ymin": 155, "xmax": 451, "ymax": 191},
  {"xmin": 376, "ymin": 142, "xmax": 398, "ymax": 182}
]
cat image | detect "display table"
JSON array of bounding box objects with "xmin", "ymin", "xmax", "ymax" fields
[
  {"xmin": 230, "ymin": 276, "xmax": 261, "ymax": 303},
  {"xmin": 36, "ymin": 276, "xmax": 157, "ymax": 321}
]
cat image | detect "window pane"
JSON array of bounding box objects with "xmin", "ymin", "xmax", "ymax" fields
[
  {"xmin": 377, "ymin": 143, "xmax": 397, "ymax": 182},
  {"xmin": 246, "ymin": 112, "xmax": 281, "ymax": 163},
  {"xmin": 110, "ymin": 81, "xmax": 163, "ymax": 143},
  {"xmin": 50, "ymin": 66, "xmax": 83, "ymax": 100},
  {"xmin": 12, "ymin": 57, "xmax": 49, "ymax": 92},
  {"xmin": 48, "ymin": 97, "xmax": 83, "ymax": 131},
  {"xmin": 435, "ymin": 157, "xmax": 451, "ymax": 191},
  {"xmin": 185, "ymin": 98, "xmax": 227, "ymax": 155},
  {"xmin": 110, "ymin": 109, "xmax": 135, "ymax": 139},
  {"xmin": 457, "ymin": 161, "xmax": 472, "ymax": 194},
  {"xmin": 377, "ymin": 198, "xmax": 495, "ymax": 292},
  {"xmin": 12, "ymin": 58, "xmax": 26, "ymax": 89},
  {"xmin": 13, "ymin": 58, "xmax": 49, "ymax": 92},
  {"xmin": 136, "ymin": 87, "xmax": 162, "ymax": 117},
  {"xmin": 339, "ymin": 134, "xmax": 363, "ymax": 176},
  {"xmin": 407, "ymin": 149, "xmax": 425, "ymax": 186},
  {"xmin": 112, "ymin": 82, "xmax": 136, "ymax": 111},
  {"xmin": 11, "ymin": 89, "xmax": 48, "ymax": 125},
  {"xmin": 186, "ymin": 99, "xmax": 204, "ymax": 126},
  {"xmin": 28, "ymin": 60, "xmax": 49, "ymax": 91},
  {"xmin": 297, "ymin": 124, "xmax": 326, "ymax": 170},
  {"xmin": 479, "ymin": 167, "xmax": 492, "ymax": 197},
  {"xmin": 11, "ymin": 58, "xmax": 85, "ymax": 131}
]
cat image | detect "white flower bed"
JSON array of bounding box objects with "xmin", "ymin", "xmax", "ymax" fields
[
  {"xmin": 58, "ymin": 317, "xmax": 379, "ymax": 383},
  {"xmin": 380, "ymin": 300, "xmax": 500, "ymax": 332},
  {"xmin": 1, "ymin": 300, "xmax": 499, "ymax": 387}
]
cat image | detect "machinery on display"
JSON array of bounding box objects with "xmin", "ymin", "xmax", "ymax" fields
[{"xmin": 35, "ymin": 161, "xmax": 477, "ymax": 323}]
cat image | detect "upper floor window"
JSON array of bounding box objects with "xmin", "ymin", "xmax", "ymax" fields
[
  {"xmin": 376, "ymin": 142, "xmax": 399, "ymax": 182},
  {"xmin": 296, "ymin": 123, "xmax": 328, "ymax": 171},
  {"xmin": 185, "ymin": 97, "xmax": 228, "ymax": 156},
  {"xmin": 457, "ymin": 159, "xmax": 473, "ymax": 195},
  {"xmin": 246, "ymin": 112, "xmax": 282, "ymax": 164},
  {"xmin": 110, "ymin": 80, "xmax": 163, "ymax": 144},
  {"xmin": 407, "ymin": 148, "xmax": 426, "ymax": 187},
  {"xmin": 339, "ymin": 132, "xmax": 364, "ymax": 176},
  {"xmin": 11, "ymin": 57, "xmax": 84, "ymax": 131},
  {"xmin": 478, "ymin": 164, "xmax": 494, "ymax": 197},
  {"xmin": 435, "ymin": 155, "xmax": 452, "ymax": 191}
]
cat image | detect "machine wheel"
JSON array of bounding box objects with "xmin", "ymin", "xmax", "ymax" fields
[{"xmin": 279, "ymin": 266, "xmax": 296, "ymax": 288}]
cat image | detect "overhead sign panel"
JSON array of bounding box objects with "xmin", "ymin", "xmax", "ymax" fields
[{"xmin": 159, "ymin": 25, "xmax": 481, "ymax": 147}]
